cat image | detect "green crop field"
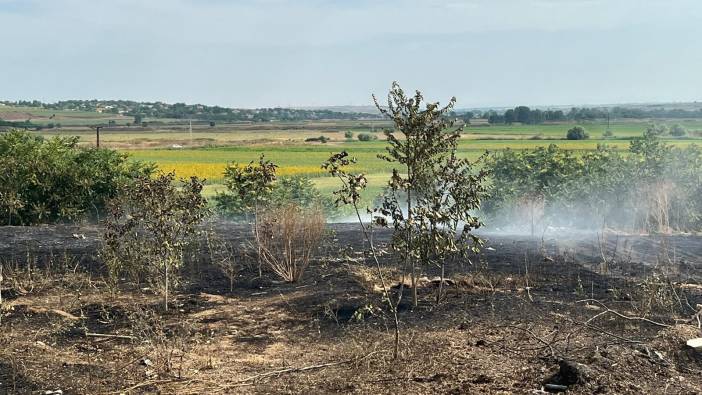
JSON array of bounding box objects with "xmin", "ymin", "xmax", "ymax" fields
[{"xmin": 124, "ymin": 132, "xmax": 702, "ymax": 205}]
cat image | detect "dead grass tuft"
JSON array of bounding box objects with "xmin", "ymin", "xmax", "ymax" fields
[{"xmin": 255, "ymin": 204, "xmax": 326, "ymax": 282}]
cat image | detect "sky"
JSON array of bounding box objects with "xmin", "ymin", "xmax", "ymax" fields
[{"xmin": 1, "ymin": 0, "xmax": 701, "ymax": 109}]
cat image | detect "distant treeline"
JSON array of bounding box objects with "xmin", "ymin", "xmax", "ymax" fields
[
  {"xmin": 460, "ymin": 105, "xmax": 702, "ymax": 124},
  {"xmin": 0, "ymin": 100, "xmax": 381, "ymax": 122},
  {"xmin": 0, "ymin": 119, "xmax": 38, "ymax": 128}
]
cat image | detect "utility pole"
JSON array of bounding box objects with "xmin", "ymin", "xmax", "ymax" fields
[
  {"xmin": 606, "ymin": 111, "xmax": 611, "ymax": 135},
  {"xmin": 91, "ymin": 125, "xmax": 102, "ymax": 148},
  {"xmin": 189, "ymin": 119, "xmax": 193, "ymax": 146}
]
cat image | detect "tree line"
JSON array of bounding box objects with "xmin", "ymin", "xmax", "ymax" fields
[{"xmin": 459, "ymin": 105, "xmax": 702, "ymax": 125}]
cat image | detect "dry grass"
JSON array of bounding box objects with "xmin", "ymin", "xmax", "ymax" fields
[{"xmin": 255, "ymin": 205, "xmax": 326, "ymax": 282}]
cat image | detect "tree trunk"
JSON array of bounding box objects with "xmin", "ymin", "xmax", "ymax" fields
[
  {"xmin": 437, "ymin": 262, "xmax": 445, "ymax": 305},
  {"xmin": 530, "ymin": 201, "xmax": 535, "ymax": 238},
  {"xmin": 0, "ymin": 264, "xmax": 3, "ymax": 325},
  {"xmin": 353, "ymin": 203, "xmax": 401, "ymax": 359},
  {"xmin": 253, "ymin": 206, "xmax": 263, "ymax": 278},
  {"xmin": 164, "ymin": 261, "xmax": 169, "ymax": 311},
  {"xmin": 408, "ymin": 183, "xmax": 417, "ymax": 308}
]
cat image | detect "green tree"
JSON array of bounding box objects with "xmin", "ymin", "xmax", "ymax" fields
[
  {"xmin": 357, "ymin": 133, "xmax": 378, "ymax": 141},
  {"xmin": 271, "ymin": 175, "xmax": 332, "ymax": 212},
  {"xmin": 515, "ymin": 106, "xmax": 531, "ymax": 124},
  {"xmin": 485, "ymin": 144, "xmax": 583, "ymax": 234},
  {"xmin": 214, "ymin": 154, "xmax": 277, "ymax": 216},
  {"xmin": 373, "ymin": 82, "xmax": 488, "ymax": 307},
  {"xmin": 504, "ymin": 109, "xmax": 515, "ymax": 124},
  {"xmin": 670, "ymin": 124, "xmax": 687, "ymax": 137},
  {"xmin": 566, "ymin": 126, "xmax": 589, "ymax": 140}
]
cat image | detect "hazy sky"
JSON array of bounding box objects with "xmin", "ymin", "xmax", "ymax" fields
[{"xmin": 1, "ymin": 0, "xmax": 701, "ymax": 108}]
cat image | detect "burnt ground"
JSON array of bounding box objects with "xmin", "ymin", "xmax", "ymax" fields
[{"xmin": 1, "ymin": 222, "xmax": 701, "ymax": 394}]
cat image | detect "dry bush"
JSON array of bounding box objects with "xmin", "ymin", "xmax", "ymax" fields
[
  {"xmin": 635, "ymin": 274, "xmax": 687, "ymax": 318},
  {"xmin": 205, "ymin": 231, "xmax": 238, "ymax": 292},
  {"xmin": 642, "ymin": 181, "xmax": 673, "ymax": 234},
  {"xmin": 255, "ymin": 204, "xmax": 325, "ymax": 282},
  {"xmin": 128, "ymin": 305, "xmax": 195, "ymax": 379}
]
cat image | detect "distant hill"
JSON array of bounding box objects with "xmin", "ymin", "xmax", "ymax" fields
[
  {"xmin": 0, "ymin": 100, "xmax": 382, "ymax": 123},
  {"xmin": 294, "ymin": 105, "xmax": 381, "ymax": 114}
]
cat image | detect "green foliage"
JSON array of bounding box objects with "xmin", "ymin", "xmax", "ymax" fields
[
  {"xmin": 486, "ymin": 105, "xmax": 702, "ymax": 122},
  {"xmin": 271, "ymin": 175, "xmax": 333, "ymax": 212},
  {"xmin": 344, "ymin": 131, "xmax": 354, "ymax": 139},
  {"xmin": 0, "ymin": 129, "xmax": 154, "ymax": 225},
  {"xmin": 0, "ymin": 118, "xmax": 38, "ymax": 128},
  {"xmin": 486, "ymin": 144, "xmax": 582, "ymax": 208},
  {"xmin": 304, "ymin": 135, "xmax": 329, "ymax": 143},
  {"xmin": 214, "ymin": 154, "xmax": 277, "ymax": 215},
  {"xmin": 488, "ymin": 106, "xmax": 565, "ymax": 124},
  {"xmin": 214, "ymin": 155, "xmax": 330, "ymax": 216},
  {"xmin": 323, "ymin": 150, "xmax": 402, "ymax": 358},
  {"xmin": 322, "ymin": 151, "xmax": 367, "ymax": 207},
  {"xmin": 101, "ymin": 173, "xmax": 209, "ymax": 309},
  {"xmin": 373, "ymin": 82, "xmax": 489, "ymax": 305},
  {"xmin": 357, "ymin": 133, "xmax": 378, "ymax": 141},
  {"xmin": 670, "ymin": 124, "xmax": 687, "ymax": 137},
  {"xmin": 645, "ymin": 123, "xmax": 669, "ymax": 137},
  {"xmin": 566, "ymin": 126, "xmax": 589, "ymax": 140},
  {"xmin": 485, "ymin": 133, "xmax": 702, "ymax": 232}
]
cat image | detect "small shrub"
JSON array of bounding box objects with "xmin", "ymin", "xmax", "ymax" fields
[
  {"xmin": 357, "ymin": 133, "xmax": 378, "ymax": 141},
  {"xmin": 214, "ymin": 154, "xmax": 277, "ymax": 217},
  {"xmin": 255, "ymin": 204, "xmax": 325, "ymax": 283},
  {"xmin": 344, "ymin": 131, "xmax": 354, "ymax": 139},
  {"xmin": 670, "ymin": 124, "xmax": 687, "ymax": 137},
  {"xmin": 101, "ymin": 173, "xmax": 209, "ymax": 310},
  {"xmin": 215, "ymin": 159, "xmax": 330, "ymax": 216},
  {"xmin": 603, "ymin": 129, "xmax": 614, "ymax": 138},
  {"xmin": 205, "ymin": 231, "xmax": 238, "ymax": 293},
  {"xmin": 645, "ymin": 123, "xmax": 668, "ymax": 137},
  {"xmin": 304, "ymin": 135, "xmax": 329, "ymax": 143},
  {"xmin": 566, "ymin": 126, "xmax": 589, "ymax": 140},
  {"xmin": 272, "ymin": 176, "xmax": 333, "ymax": 212}
]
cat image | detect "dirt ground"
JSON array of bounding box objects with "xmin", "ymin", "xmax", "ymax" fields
[{"xmin": 1, "ymin": 223, "xmax": 701, "ymax": 394}]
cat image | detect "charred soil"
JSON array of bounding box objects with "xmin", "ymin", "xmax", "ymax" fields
[{"xmin": 1, "ymin": 223, "xmax": 701, "ymax": 394}]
